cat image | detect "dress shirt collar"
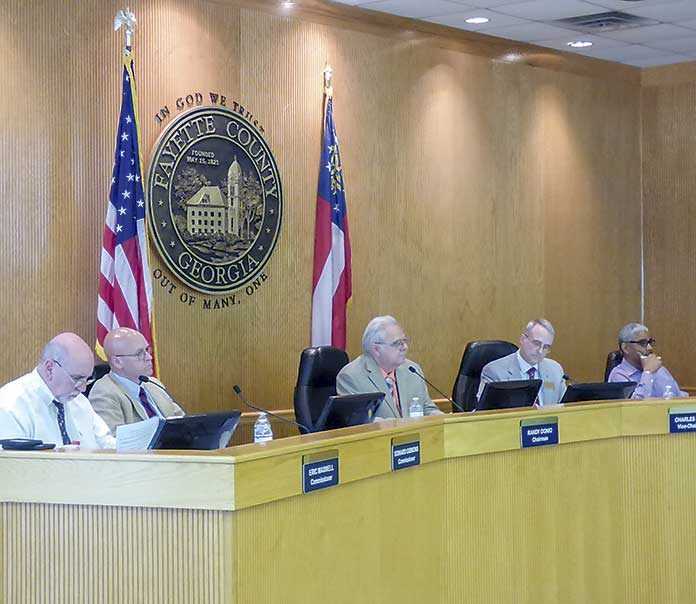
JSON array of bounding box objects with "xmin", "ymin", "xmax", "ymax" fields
[
  {"xmin": 516, "ymin": 351, "xmax": 539, "ymax": 376},
  {"xmin": 28, "ymin": 368, "xmax": 60, "ymax": 408},
  {"xmin": 109, "ymin": 371, "xmax": 142, "ymax": 399}
]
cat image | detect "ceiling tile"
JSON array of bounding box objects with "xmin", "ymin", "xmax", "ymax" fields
[
  {"xmin": 624, "ymin": 54, "xmax": 691, "ymax": 67},
  {"xmin": 614, "ymin": 0, "xmax": 696, "ymax": 21},
  {"xmin": 358, "ymin": 0, "xmax": 475, "ymax": 18},
  {"xmin": 645, "ymin": 36, "xmax": 696, "ymax": 53},
  {"xmin": 582, "ymin": 0, "xmax": 683, "ymax": 11},
  {"xmin": 493, "ymin": 0, "xmax": 606, "ymax": 21},
  {"xmin": 483, "ymin": 21, "xmax": 580, "ymax": 42},
  {"xmin": 426, "ymin": 9, "xmax": 526, "ymax": 30},
  {"xmin": 582, "ymin": 43, "xmax": 674, "ymax": 60},
  {"xmin": 594, "ymin": 23, "xmax": 696, "ymax": 43},
  {"xmin": 533, "ymin": 34, "xmax": 629, "ymax": 52}
]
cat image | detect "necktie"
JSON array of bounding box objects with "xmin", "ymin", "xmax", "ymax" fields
[
  {"xmin": 53, "ymin": 400, "xmax": 71, "ymax": 445},
  {"xmin": 527, "ymin": 367, "xmax": 540, "ymax": 405},
  {"xmin": 138, "ymin": 387, "xmax": 157, "ymax": 418},
  {"xmin": 385, "ymin": 375, "xmax": 402, "ymax": 418}
]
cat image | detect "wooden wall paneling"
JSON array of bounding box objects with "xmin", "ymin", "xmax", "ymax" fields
[
  {"xmin": 541, "ymin": 70, "xmax": 642, "ymax": 382},
  {"xmin": 642, "ymin": 78, "xmax": 696, "ymax": 387},
  {"xmin": 0, "ymin": 0, "xmax": 644, "ymax": 417}
]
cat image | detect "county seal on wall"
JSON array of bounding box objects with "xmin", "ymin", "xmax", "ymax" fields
[{"xmin": 147, "ymin": 106, "xmax": 282, "ymax": 294}]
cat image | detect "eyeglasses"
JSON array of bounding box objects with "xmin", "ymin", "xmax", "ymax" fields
[
  {"xmin": 524, "ymin": 335, "xmax": 552, "ymax": 353},
  {"xmin": 113, "ymin": 346, "xmax": 153, "ymax": 361},
  {"xmin": 377, "ymin": 337, "xmax": 411, "ymax": 349},
  {"xmin": 52, "ymin": 359, "xmax": 94, "ymax": 389},
  {"xmin": 625, "ymin": 338, "xmax": 656, "ymax": 348}
]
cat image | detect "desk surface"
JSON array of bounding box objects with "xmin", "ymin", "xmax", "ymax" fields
[
  {"xmin": 1, "ymin": 397, "xmax": 692, "ymax": 510},
  {"xmin": 3, "ymin": 397, "xmax": 696, "ymax": 604}
]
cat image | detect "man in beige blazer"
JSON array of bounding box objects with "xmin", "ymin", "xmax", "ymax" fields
[
  {"xmin": 89, "ymin": 328, "xmax": 184, "ymax": 433},
  {"xmin": 336, "ymin": 316, "xmax": 443, "ymax": 420}
]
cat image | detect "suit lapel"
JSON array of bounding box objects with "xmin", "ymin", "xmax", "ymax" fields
[
  {"xmin": 363, "ymin": 356, "xmax": 400, "ymax": 418},
  {"xmin": 109, "ymin": 374, "xmax": 148, "ymax": 421}
]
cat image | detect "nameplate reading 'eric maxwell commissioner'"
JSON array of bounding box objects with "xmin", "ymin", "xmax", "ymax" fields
[{"xmin": 147, "ymin": 106, "xmax": 283, "ymax": 295}]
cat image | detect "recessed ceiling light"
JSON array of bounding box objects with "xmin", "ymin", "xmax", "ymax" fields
[
  {"xmin": 567, "ymin": 40, "xmax": 593, "ymax": 48},
  {"xmin": 465, "ymin": 17, "xmax": 490, "ymax": 25},
  {"xmin": 281, "ymin": 1, "xmax": 295, "ymax": 7}
]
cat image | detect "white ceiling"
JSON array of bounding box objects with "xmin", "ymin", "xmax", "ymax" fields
[{"xmin": 329, "ymin": 0, "xmax": 696, "ymax": 67}]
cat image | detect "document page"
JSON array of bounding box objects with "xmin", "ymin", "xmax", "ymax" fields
[{"xmin": 116, "ymin": 417, "xmax": 164, "ymax": 451}]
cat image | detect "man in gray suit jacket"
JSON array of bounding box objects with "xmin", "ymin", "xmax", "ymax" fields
[
  {"xmin": 477, "ymin": 319, "xmax": 567, "ymax": 406},
  {"xmin": 89, "ymin": 328, "xmax": 184, "ymax": 433},
  {"xmin": 336, "ymin": 316, "xmax": 443, "ymax": 420}
]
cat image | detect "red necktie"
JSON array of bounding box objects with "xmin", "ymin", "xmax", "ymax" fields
[{"xmin": 138, "ymin": 387, "xmax": 157, "ymax": 418}]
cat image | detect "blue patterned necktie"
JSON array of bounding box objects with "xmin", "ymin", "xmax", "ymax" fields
[{"xmin": 53, "ymin": 400, "xmax": 71, "ymax": 445}]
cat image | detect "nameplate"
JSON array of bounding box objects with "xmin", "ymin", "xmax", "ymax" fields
[
  {"xmin": 520, "ymin": 417, "xmax": 559, "ymax": 448},
  {"xmin": 391, "ymin": 433, "xmax": 420, "ymax": 471},
  {"xmin": 302, "ymin": 450, "xmax": 339, "ymax": 493},
  {"xmin": 669, "ymin": 406, "xmax": 696, "ymax": 434}
]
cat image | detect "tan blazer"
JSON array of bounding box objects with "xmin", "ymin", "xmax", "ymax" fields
[
  {"xmin": 336, "ymin": 355, "xmax": 443, "ymax": 419},
  {"xmin": 89, "ymin": 373, "xmax": 185, "ymax": 434}
]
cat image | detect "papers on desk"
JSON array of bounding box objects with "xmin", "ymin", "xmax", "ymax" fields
[{"xmin": 116, "ymin": 417, "xmax": 165, "ymax": 451}]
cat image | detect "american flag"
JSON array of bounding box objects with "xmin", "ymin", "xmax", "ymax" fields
[
  {"xmin": 96, "ymin": 50, "xmax": 155, "ymax": 360},
  {"xmin": 311, "ymin": 96, "xmax": 352, "ymax": 349}
]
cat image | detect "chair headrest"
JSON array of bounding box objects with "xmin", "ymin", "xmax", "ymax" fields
[
  {"xmin": 296, "ymin": 346, "xmax": 349, "ymax": 388},
  {"xmin": 459, "ymin": 340, "xmax": 518, "ymax": 377}
]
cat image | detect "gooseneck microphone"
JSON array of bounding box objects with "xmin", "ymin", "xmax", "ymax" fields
[
  {"xmin": 138, "ymin": 375, "xmax": 186, "ymax": 415},
  {"xmin": 562, "ymin": 374, "xmax": 573, "ymax": 383},
  {"xmin": 233, "ymin": 384, "xmax": 310, "ymax": 434},
  {"xmin": 407, "ymin": 366, "xmax": 466, "ymax": 413}
]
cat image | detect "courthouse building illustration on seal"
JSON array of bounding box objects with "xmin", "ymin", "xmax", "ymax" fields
[{"xmin": 185, "ymin": 157, "xmax": 244, "ymax": 237}]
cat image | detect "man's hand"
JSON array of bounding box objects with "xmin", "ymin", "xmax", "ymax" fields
[{"xmin": 641, "ymin": 353, "xmax": 662, "ymax": 374}]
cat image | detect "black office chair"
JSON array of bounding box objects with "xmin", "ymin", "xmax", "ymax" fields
[
  {"xmin": 451, "ymin": 340, "xmax": 518, "ymax": 412},
  {"xmin": 293, "ymin": 346, "xmax": 349, "ymax": 434},
  {"xmin": 85, "ymin": 362, "xmax": 110, "ymax": 396},
  {"xmin": 604, "ymin": 351, "xmax": 623, "ymax": 381}
]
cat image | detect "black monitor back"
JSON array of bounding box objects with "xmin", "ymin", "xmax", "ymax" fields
[
  {"xmin": 151, "ymin": 412, "xmax": 242, "ymax": 450},
  {"xmin": 561, "ymin": 381, "xmax": 636, "ymax": 404},
  {"xmin": 477, "ymin": 379, "xmax": 541, "ymax": 411},
  {"xmin": 316, "ymin": 392, "xmax": 385, "ymax": 431}
]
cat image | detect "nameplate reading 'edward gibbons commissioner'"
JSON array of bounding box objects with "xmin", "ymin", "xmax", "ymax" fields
[{"xmin": 147, "ymin": 106, "xmax": 282, "ymax": 295}]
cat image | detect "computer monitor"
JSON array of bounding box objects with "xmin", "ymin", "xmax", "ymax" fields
[
  {"xmin": 560, "ymin": 381, "xmax": 636, "ymax": 404},
  {"xmin": 150, "ymin": 411, "xmax": 242, "ymax": 450},
  {"xmin": 316, "ymin": 392, "xmax": 385, "ymax": 431},
  {"xmin": 477, "ymin": 379, "xmax": 542, "ymax": 411}
]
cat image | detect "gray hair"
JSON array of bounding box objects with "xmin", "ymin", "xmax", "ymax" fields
[
  {"xmin": 362, "ymin": 315, "xmax": 400, "ymax": 356},
  {"xmin": 39, "ymin": 341, "xmax": 67, "ymax": 365},
  {"xmin": 618, "ymin": 323, "xmax": 648, "ymax": 345},
  {"xmin": 524, "ymin": 318, "xmax": 555, "ymax": 337}
]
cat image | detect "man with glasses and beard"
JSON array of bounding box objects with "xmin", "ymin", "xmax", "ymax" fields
[
  {"xmin": 0, "ymin": 332, "xmax": 115, "ymax": 448},
  {"xmin": 336, "ymin": 315, "xmax": 443, "ymax": 419},
  {"xmin": 608, "ymin": 322, "xmax": 686, "ymax": 399},
  {"xmin": 477, "ymin": 318, "xmax": 567, "ymax": 406},
  {"xmin": 89, "ymin": 327, "xmax": 184, "ymax": 433}
]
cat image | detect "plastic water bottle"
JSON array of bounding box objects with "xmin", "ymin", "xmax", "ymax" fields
[
  {"xmin": 408, "ymin": 397, "xmax": 424, "ymax": 418},
  {"xmin": 253, "ymin": 412, "xmax": 273, "ymax": 443},
  {"xmin": 663, "ymin": 384, "xmax": 675, "ymax": 399}
]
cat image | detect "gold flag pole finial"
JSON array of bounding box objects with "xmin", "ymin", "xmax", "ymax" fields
[
  {"xmin": 323, "ymin": 63, "xmax": 333, "ymax": 98},
  {"xmin": 114, "ymin": 8, "xmax": 137, "ymax": 50}
]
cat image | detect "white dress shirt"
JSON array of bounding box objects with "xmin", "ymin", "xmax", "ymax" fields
[{"xmin": 0, "ymin": 369, "xmax": 115, "ymax": 449}]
